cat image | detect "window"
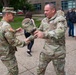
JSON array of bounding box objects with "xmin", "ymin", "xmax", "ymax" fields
[
  {"xmin": 51, "ymin": 2, "xmax": 56, "ymax": 5},
  {"xmin": 68, "ymin": 1, "xmax": 76, "ymax": 9},
  {"xmin": 34, "ymin": 3, "xmax": 41, "ymax": 10},
  {"xmin": 45, "ymin": 1, "xmax": 56, "ymax": 5},
  {"xmin": 61, "ymin": 0, "xmax": 76, "ymax": 10},
  {"xmin": 61, "ymin": 1, "xmax": 68, "ymax": 10}
]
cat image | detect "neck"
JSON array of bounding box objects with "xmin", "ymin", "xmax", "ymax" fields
[{"xmin": 2, "ymin": 17, "xmax": 9, "ymax": 23}]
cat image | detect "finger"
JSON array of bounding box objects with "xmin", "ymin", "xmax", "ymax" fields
[
  {"xmin": 25, "ymin": 39, "xmax": 29, "ymax": 42},
  {"xmin": 34, "ymin": 34, "xmax": 38, "ymax": 38}
]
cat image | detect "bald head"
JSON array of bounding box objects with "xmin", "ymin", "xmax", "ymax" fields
[{"xmin": 44, "ymin": 3, "xmax": 56, "ymax": 18}]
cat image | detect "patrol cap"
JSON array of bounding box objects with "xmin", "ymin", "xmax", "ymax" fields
[
  {"xmin": 22, "ymin": 18, "xmax": 35, "ymax": 33},
  {"xmin": 2, "ymin": 7, "xmax": 16, "ymax": 14}
]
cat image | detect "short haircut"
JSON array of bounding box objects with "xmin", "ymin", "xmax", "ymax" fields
[{"xmin": 46, "ymin": 3, "xmax": 56, "ymax": 11}]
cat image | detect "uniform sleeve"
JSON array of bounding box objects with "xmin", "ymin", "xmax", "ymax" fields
[
  {"xmin": 4, "ymin": 31, "xmax": 26, "ymax": 47},
  {"xmin": 43, "ymin": 21, "xmax": 67, "ymax": 39},
  {"xmin": 2, "ymin": 23, "xmax": 16, "ymax": 33}
]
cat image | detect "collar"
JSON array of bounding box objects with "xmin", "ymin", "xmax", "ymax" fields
[
  {"xmin": 1, "ymin": 18, "xmax": 8, "ymax": 23},
  {"xmin": 46, "ymin": 14, "xmax": 57, "ymax": 22}
]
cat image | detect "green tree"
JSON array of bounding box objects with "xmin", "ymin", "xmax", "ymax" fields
[
  {"xmin": 0, "ymin": 0, "xmax": 10, "ymax": 11},
  {"xmin": 0, "ymin": 0, "xmax": 34, "ymax": 11},
  {"xmin": 10, "ymin": 0, "xmax": 34, "ymax": 11},
  {"xmin": 0, "ymin": 0, "xmax": 10, "ymax": 7}
]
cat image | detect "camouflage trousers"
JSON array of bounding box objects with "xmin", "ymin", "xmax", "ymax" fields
[
  {"xmin": 1, "ymin": 54, "xmax": 18, "ymax": 75},
  {"xmin": 37, "ymin": 52, "xmax": 66, "ymax": 75}
]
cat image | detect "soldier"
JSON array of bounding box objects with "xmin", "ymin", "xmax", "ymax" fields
[
  {"xmin": 0, "ymin": 7, "xmax": 30, "ymax": 75},
  {"xmin": 34, "ymin": 3, "xmax": 67, "ymax": 75}
]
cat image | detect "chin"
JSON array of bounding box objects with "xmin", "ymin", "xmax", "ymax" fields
[{"xmin": 47, "ymin": 16, "xmax": 49, "ymax": 18}]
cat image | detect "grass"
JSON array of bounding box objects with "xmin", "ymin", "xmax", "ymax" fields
[
  {"xmin": 34, "ymin": 19, "xmax": 41, "ymax": 28},
  {"xmin": 10, "ymin": 16, "xmax": 24, "ymax": 29},
  {"xmin": 0, "ymin": 16, "xmax": 41, "ymax": 29}
]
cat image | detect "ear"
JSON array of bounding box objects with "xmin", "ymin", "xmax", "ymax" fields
[{"xmin": 52, "ymin": 9, "xmax": 55, "ymax": 13}]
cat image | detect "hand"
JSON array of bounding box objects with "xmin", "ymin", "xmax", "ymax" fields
[
  {"xmin": 30, "ymin": 28, "xmax": 37, "ymax": 35},
  {"xmin": 25, "ymin": 38, "xmax": 30, "ymax": 44},
  {"xmin": 34, "ymin": 30, "xmax": 44, "ymax": 38},
  {"xmin": 8, "ymin": 28, "xmax": 15, "ymax": 32}
]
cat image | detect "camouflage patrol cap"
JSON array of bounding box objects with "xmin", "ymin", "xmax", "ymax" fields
[
  {"xmin": 2, "ymin": 7, "xmax": 16, "ymax": 14},
  {"xmin": 22, "ymin": 18, "xmax": 35, "ymax": 33}
]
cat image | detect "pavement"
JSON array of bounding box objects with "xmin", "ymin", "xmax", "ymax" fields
[{"xmin": 0, "ymin": 28, "xmax": 76, "ymax": 75}]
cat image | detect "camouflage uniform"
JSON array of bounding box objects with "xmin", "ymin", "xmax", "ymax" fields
[
  {"xmin": 0, "ymin": 7, "xmax": 27, "ymax": 75},
  {"xmin": 37, "ymin": 12, "xmax": 67, "ymax": 75},
  {"xmin": 0, "ymin": 19, "xmax": 27, "ymax": 75}
]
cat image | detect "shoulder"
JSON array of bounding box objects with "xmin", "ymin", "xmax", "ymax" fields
[
  {"xmin": 1, "ymin": 21, "xmax": 12, "ymax": 31},
  {"xmin": 54, "ymin": 16, "xmax": 66, "ymax": 24},
  {"xmin": 57, "ymin": 10, "xmax": 64, "ymax": 16},
  {"xmin": 2, "ymin": 21, "xmax": 11, "ymax": 27},
  {"xmin": 42, "ymin": 17, "xmax": 47, "ymax": 23}
]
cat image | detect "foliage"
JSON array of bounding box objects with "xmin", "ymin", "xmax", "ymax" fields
[
  {"xmin": 8, "ymin": 0, "xmax": 35, "ymax": 11},
  {"xmin": 0, "ymin": 2, "xmax": 3, "ymax": 12},
  {"xmin": 0, "ymin": 0, "xmax": 35, "ymax": 12},
  {"xmin": 9, "ymin": 0, "xmax": 27, "ymax": 10},
  {"xmin": 24, "ymin": 2, "xmax": 35, "ymax": 11}
]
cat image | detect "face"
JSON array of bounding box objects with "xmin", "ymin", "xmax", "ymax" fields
[
  {"xmin": 44, "ymin": 4, "xmax": 55, "ymax": 19},
  {"xmin": 7, "ymin": 13, "xmax": 14, "ymax": 22}
]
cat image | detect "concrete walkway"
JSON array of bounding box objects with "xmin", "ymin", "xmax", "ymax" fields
[{"xmin": 0, "ymin": 28, "xmax": 76, "ymax": 75}]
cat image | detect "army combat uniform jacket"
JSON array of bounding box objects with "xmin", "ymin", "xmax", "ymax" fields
[
  {"xmin": 0, "ymin": 19, "xmax": 26, "ymax": 60},
  {"xmin": 38, "ymin": 13, "xmax": 67, "ymax": 57}
]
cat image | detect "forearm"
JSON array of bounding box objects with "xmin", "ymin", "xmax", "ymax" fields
[
  {"xmin": 43, "ymin": 29, "xmax": 65, "ymax": 39},
  {"xmin": 27, "ymin": 35, "xmax": 36, "ymax": 41},
  {"xmin": 43, "ymin": 23, "xmax": 66, "ymax": 39},
  {"xmin": 11, "ymin": 38, "xmax": 27, "ymax": 47}
]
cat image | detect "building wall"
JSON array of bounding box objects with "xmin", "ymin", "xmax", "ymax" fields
[{"xmin": 29, "ymin": 0, "xmax": 76, "ymax": 14}]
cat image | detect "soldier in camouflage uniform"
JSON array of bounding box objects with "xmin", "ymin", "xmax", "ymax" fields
[
  {"xmin": 34, "ymin": 3, "xmax": 67, "ymax": 75},
  {"xmin": 0, "ymin": 7, "xmax": 30, "ymax": 75}
]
